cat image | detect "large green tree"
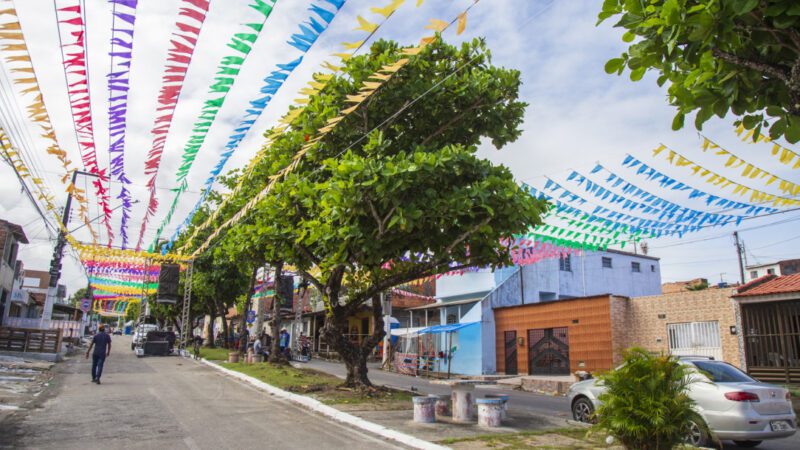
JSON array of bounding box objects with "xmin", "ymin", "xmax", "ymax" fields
[
  {"xmin": 206, "ymin": 37, "xmax": 546, "ymax": 388},
  {"xmin": 599, "ymin": 0, "xmax": 800, "ymax": 142}
]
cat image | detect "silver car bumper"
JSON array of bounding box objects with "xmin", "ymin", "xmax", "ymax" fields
[{"xmin": 706, "ymin": 411, "xmax": 796, "ymax": 441}]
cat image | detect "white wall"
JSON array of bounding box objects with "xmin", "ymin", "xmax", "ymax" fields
[{"xmin": 436, "ymin": 271, "xmax": 496, "ymax": 299}]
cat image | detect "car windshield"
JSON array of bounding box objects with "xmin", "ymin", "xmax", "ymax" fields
[{"xmin": 690, "ymin": 361, "xmax": 756, "ymax": 383}]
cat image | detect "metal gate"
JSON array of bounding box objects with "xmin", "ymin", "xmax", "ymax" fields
[
  {"xmin": 528, "ymin": 327, "xmax": 570, "ymax": 376},
  {"xmin": 667, "ymin": 321, "xmax": 722, "ymax": 361},
  {"xmin": 741, "ymin": 300, "xmax": 800, "ymax": 384},
  {"xmin": 504, "ymin": 331, "xmax": 517, "ymax": 375}
]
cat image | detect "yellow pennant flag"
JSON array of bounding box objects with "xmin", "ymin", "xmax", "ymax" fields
[
  {"xmin": 371, "ymin": 0, "xmax": 405, "ymax": 18},
  {"xmin": 426, "ymin": 19, "xmax": 448, "ymax": 32},
  {"xmin": 340, "ymin": 104, "xmax": 359, "ymax": 115},
  {"xmin": 355, "ymin": 16, "xmax": 378, "ymax": 33},
  {"xmin": 341, "ymin": 40, "xmax": 364, "ymax": 50},
  {"xmin": 457, "ymin": 12, "xmax": 467, "ymax": 35},
  {"xmin": 416, "ymin": 0, "xmax": 424, "ymax": 7},
  {"xmin": 401, "ymin": 46, "xmax": 423, "ymax": 56},
  {"xmin": 333, "ymin": 52, "xmax": 352, "ymax": 61}
]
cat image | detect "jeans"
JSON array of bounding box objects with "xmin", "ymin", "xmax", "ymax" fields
[{"xmin": 92, "ymin": 354, "xmax": 106, "ymax": 380}]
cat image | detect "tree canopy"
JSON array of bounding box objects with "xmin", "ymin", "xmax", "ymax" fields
[
  {"xmin": 599, "ymin": 0, "xmax": 800, "ymax": 142},
  {"xmin": 178, "ymin": 37, "xmax": 546, "ymax": 386}
]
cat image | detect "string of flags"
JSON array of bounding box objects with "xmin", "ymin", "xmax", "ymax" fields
[
  {"xmin": 147, "ymin": 0, "xmax": 280, "ymax": 250},
  {"xmin": 162, "ymin": 0, "xmax": 349, "ymax": 252}
]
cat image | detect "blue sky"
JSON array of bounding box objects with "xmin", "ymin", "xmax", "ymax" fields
[{"xmin": 1, "ymin": 0, "xmax": 798, "ymax": 295}]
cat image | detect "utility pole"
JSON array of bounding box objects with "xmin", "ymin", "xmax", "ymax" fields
[
  {"xmin": 733, "ymin": 231, "xmax": 746, "ymax": 285},
  {"xmin": 43, "ymin": 170, "xmax": 98, "ymax": 324}
]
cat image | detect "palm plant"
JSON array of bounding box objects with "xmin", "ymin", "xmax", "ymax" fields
[{"xmin": 596, "ymin": 348, "xmax": 698, "ymax": 450}]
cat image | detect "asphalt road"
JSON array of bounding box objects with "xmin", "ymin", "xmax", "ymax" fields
[
  {"xmin": 0, "ymin": 337, "xmax": 402, "ymax": 450},
  {"xmin": 300, "ymin": 359, "xmax": 800, "ymax": 450}
]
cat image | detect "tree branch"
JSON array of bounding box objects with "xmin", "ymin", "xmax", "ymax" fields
[
  {"xmin": 366, "ymin": 197, "xmax": 384, "ymax": 237},
  {"xmin": 711, "ymin": 47, "xmax": 789, "ymax": 82},
  {"xmin": 420, "ymin": 99, "xmax": 487, "ymax": 147}
]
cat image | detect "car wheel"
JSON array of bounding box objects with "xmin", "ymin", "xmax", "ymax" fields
[
  {"xmin": 684, "ymin": 417, "xmax": 711, "ymax": 448},
  {"xmin": 571, "ymin": 397, "xmax": 596, "ymax": 424},
  {"xmin": 732, "ymin": 441, "xmax": 762, "ymax": 448}
]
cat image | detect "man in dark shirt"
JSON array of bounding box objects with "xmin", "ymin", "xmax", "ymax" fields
[{"xmin": 86, "ymin": 324, "xmax": 112, "ymax": 384}]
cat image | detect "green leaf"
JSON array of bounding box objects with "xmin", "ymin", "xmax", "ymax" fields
[
  {"xmin": 672, "ymin": 113, "xmax": 685, "ymax": 130},
  {"xmin": 730, "ymin": 0, "xmax": 759, "ymax": 16},
  {"xmin": 630, "ymin": 67, "xmax": 646, "ymax": 81},
  {"xmin": 622, "ymin": 31, "xmax": 636, "ymax": 43},
  {"xmin": 604, "ymin": 57, "xmax": 625, "ymax": 74},
  {"xmin": 785, "ymin": 118, "xmax": 800, "ymax": 143}
]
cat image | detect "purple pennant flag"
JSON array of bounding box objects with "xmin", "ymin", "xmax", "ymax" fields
[{"xmin": 107, "ymin": 0, "xmax": 138, "ymax": 249}]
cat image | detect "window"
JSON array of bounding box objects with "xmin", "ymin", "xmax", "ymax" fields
[
  {"xmin": 559, "ymin": 255, "xmax": 571, "ymax": 272},
  {"xmin": 601, "ymin": 257, "xmax": 612, "ymax": 268},
  {"xmin": 767, "ymin": 268, "xmax": 776, "ymax": 275},
  {"xmin": 690, "ymin": 361, "xmax": 754, "ymax": 383},
  {"xmin": 651, "ymin": 264, "xmax": 655, "ymax": 272},
  {"xmin": 750, "ymin": 270, "xmax": 758, "ymax": 279},
  {"xmin": 631, "ymin": 262, "xmax": 641, "ymax": 273}
]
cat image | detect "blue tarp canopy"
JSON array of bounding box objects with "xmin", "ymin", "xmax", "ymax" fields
[{"xmin": 418, "ymin": 322, "xmax": 479, "ymax": 335}]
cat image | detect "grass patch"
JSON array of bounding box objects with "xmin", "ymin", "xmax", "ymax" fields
[
  {"xmin": 438, "ymin": 427, "xmax": 613, "ymax": 449},
  {"xmin": 218, "ymin": 361, "xmax": 413, "ymax": 406},
  {"xmin": 199, "ymin": 347, "xmax": 232, "ymax": 361}
]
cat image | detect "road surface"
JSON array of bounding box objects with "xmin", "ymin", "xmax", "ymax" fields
[
  {"xmin": 0, "ymin": 337, "xmax": 402, "ymax": 450},
  {"xmin": 300, "ymin": 359, "xmax": 800, "ymax": 450}
]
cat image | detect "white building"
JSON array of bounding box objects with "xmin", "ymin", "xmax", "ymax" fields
[{"xmin": 746, "ymin": 259, "xmax": 800, "ymax": 281}]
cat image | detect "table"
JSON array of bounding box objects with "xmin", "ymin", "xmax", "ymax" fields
[{"xmin": 430, "ymin": 380, "xmax": 493, "ymax": 422}]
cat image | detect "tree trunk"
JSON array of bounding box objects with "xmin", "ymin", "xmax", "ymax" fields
[
  {"xmin": 268, "ymin": 261, "xmax": 285, "ymax": 363},
  {"xmin": 205, "ymin": 311, "xmax": 216, "ymax": 348},
  {"xmin": 217, "ymin": 301, "xmax": 229, "ymax": 349},
  {"xmin": 238, "ymin": 266, "xmax": 259, "ymax": 356},
  {"xmin": 321, "ymin": 295, "xmax": 386, "ymax": 390}
]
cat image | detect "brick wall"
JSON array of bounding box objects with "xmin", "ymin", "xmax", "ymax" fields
[
  {"xmin": 612, "ymin": 289, "xmax": 741, "ymax": 367},
  {"xmin": 494, "ymin": 295, "xmax": 614, "ymax": 375}
]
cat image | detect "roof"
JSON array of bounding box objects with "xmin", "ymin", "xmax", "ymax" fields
[
  {"xmin": 734, "ymin": 273, "xmax": 800, "ymax": 298},
  {"xmin": 418, "ymin": 322, "xmax": 479, "ymax": 334},
  {"xmin": 600, "ymin": 248, "xmax": 660, "ymax": 261},
  {"xmin": 746, "ymin": 259, "xmax": 800, "ymax": 270},
  {"xmin": 0, "ymin": 219, "xmax": 28, "ymax": 244},
  {"xmin": 406, "ymin": 297, "xmax": 483, "ymax": 311}
]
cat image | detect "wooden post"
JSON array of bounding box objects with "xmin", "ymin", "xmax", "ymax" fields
[{"xmin": 55, "ymin": 329, "xmax": 63, "ymax": 353}]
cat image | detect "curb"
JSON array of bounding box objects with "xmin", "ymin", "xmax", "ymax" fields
[{"xmin": 198, "ymin": 358, "xmax": 449, "ymax": 450}]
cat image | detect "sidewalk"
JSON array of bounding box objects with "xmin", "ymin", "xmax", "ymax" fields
[{"xmin": 292, "ymin": 360, "xmax": 570, "ymax": 434}]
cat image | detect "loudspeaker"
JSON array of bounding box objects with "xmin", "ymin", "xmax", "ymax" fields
[
  {"xmin": 157, "ymin": 263, "xmax": 180, "ymax": 304},
  {"xmin": 276, "ymin": 275, "xmax": 294, "ymax": 307}
]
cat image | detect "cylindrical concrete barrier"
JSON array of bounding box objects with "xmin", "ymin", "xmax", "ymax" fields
[
  {"xmin": 476, "ymin": 398, "xmax": 504, "ymax": 427},
  {"xmin": 484, "ymin": 394, "xmax": 509, "ymax": 420},
  {"xmin": 429, "ymin": 394, "xmax": 451, "ymax": 417},
  {"xmin": 253, "ymin": 354, "xmax": 264, "ymax": 363},
  {"xmin": 412, "ymin": 396, "xmax": 436, "ymax": 423},
  {"xmin": 451, "ymin": 385, "xmax": 475, "ymax": 422},
  {"xmin": 228, "ymin": 352, "xmax": 240, "ymax": 363}
]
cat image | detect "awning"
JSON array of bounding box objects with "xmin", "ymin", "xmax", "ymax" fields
[
  {"xmin": 406, "ymin": 297, "xmax": 482, "ymax": 310},
  {"xmin": 391, "ymin": 326, "xmax": 425, "ymax": 337},
  {"xmin": 418, "ymin": 321, "xmax": 479, "ymax": 334}
]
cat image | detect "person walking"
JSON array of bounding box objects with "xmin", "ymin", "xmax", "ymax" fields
[{"xmin": 86, "ymin": 323, "xmax": 112, "ymax": 384}]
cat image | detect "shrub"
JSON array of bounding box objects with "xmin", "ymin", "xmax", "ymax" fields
[{"xmin": 596, "ymin": 348, "xmax": 696, "ymax": 450}]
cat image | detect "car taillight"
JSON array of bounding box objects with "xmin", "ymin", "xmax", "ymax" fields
[{"xmin": 725, "ymin": 392, "xmax": 760, "ymax": 402}]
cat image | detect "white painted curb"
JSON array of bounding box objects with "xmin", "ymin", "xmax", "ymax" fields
[{"xmin": 198, "ymin": 358, "xmax": 449, "ymax": 450}]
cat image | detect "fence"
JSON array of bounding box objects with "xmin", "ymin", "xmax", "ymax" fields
[
  {"xmin": 0, "ymin": 327, "xmax": 63, "ymax": 353},
  {"xmin": 3, "ymin": 318, "xmax": 84, "ymax": 341}
]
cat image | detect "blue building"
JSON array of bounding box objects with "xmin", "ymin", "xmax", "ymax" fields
[{"xmin": 417, "ymin": 249, "xmax": 662, "ymax": 375}]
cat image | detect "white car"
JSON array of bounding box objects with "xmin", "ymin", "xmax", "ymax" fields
[
  {"xmin": 567, "ymin": 357, "xmax": 796, "ymax": 447},
  {"xmin": 131, "ymin": 324, "xmax": 159, "ymax": 351}
]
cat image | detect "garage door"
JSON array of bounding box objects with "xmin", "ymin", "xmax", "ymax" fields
[{"xmin": 667, "ymin": 321, "xmax": 722, "ymax": 361}]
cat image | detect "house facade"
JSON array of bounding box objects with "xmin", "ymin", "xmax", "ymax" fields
[
  {"xmin": 733, "ymin": 273, "xmax": 800, "ymax": 384},
  {"xmin": 0, "ymin": 219, "xmax": 28, "ymax": 326},
  {"xmin": 494, "ymin": 288, "xmax": 741, "ymax": 376},
  {"xmin": 746, "ymin": 259, "xmax": 800, "ymax": 281},
  {"xmin": 420, "ymin": 249, "xmax": 663, "ymax": 374}
]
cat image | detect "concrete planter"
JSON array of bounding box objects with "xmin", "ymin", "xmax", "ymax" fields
[
  {"xmin": 412, "ymin": 396, "xmax": 436, "ymax": 423},
  {"xmin": 228, "ymin": 352, "xmax": 240, "ymax": 363}
]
